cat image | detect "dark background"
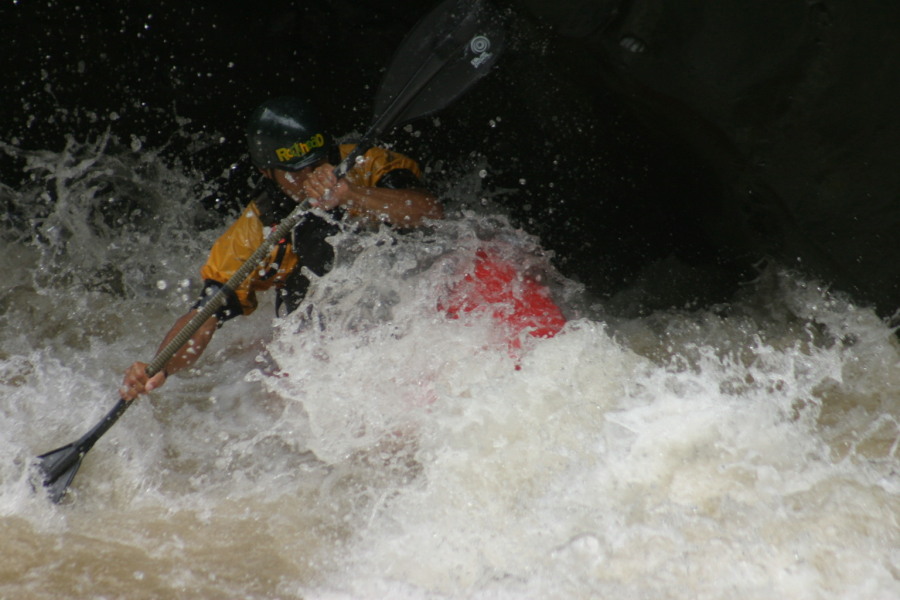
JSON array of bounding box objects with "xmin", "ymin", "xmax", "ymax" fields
[{"xmin": 4, "ymin": 0, "xmax": 897, "ymax": 317}]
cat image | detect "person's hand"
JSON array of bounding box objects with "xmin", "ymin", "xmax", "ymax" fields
[
  {"xmin": 303, "ymin": 163, "xmax": 350, "ymax": 210},
  {"xmin": 120, "ymin": 361, "xmax": 166, "ymax": 402}
]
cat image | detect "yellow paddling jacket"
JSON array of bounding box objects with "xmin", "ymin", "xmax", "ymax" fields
[{"xmin": 195, "ymin": 144, "xmax": 424, "ymax": 320}]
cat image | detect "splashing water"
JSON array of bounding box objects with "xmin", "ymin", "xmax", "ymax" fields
[{"xmin": 0, "ymin": 139, "xmax": 897, "ymax": 599}]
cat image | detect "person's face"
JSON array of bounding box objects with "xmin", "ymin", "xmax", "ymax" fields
[{"xmin": 268, "ymin": 166, "xmax": 314, "ymax": 202}]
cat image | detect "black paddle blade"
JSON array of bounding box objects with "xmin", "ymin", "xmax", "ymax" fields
[
  {"xmin": 371, "ymin": 0, "xmax": 507, "ymax": 135},
  {"xmin": 36, "ymin": 443, "xmax": 85, "ymax": 503},
  {"xmin": 34, "ymin": 398, "xmax": 128, "ymax": 503}
]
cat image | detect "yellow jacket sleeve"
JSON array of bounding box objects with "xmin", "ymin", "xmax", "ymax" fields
[
  {"xmin": 341, "ymin": 144, "xmax": 423, "ymax": 187},
  {"xmin": 199, "ymin": 201, "xmax": 298, "ymax": 316}
]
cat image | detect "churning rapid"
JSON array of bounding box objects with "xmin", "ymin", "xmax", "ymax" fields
[{"xmin": 0, "ymin": 135, "xmax": 898, "ymax": 599}]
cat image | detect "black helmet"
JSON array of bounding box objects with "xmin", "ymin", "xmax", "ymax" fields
[{"xmin": 246, "ymin": 97, "xmax": 331, "ymax": 171}]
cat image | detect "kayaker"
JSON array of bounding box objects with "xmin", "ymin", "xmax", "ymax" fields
[{"xmin": 121, "ymin": 96, "xmax": 442, "ymax": 401}]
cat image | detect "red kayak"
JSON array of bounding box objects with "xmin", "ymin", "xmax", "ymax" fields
[{"xmin": 441, "ymin": 249, "xmax": 567, "ymax": 351}]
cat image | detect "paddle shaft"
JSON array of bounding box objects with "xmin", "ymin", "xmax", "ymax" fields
[{"xmin": 37, "ymin": 0, "xmax": 506, "ymax": 500}]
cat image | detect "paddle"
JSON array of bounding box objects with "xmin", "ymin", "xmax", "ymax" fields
[{"xmin": 34, "ymin": 0, "xmax": 506, "ymax": 504}]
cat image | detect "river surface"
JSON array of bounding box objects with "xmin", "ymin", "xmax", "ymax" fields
[{"xmin": 1, "ymin": 135, "xmax": 898, "ymax": 599}]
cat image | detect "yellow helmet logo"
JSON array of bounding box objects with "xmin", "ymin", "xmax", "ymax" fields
[{"xmin": 275, "ymin": 133, "xmax": 326, "ymax": 162}]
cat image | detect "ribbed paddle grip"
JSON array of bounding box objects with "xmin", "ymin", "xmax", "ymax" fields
[{"xmin": 144, "ymin": 203, "xmax": 309, "ymax": 377}]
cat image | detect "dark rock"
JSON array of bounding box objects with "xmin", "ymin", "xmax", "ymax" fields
[{"xmin": 515, "ymin": 0, "xmax": 900, "ymax": 315}]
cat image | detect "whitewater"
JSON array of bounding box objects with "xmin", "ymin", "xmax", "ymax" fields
[{"xmin": 0, "ymin": 134, "xmax": 897, "ymax": 599}]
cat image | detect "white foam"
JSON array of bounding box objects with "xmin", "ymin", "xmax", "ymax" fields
[{"xmin": 1, "ymin": 140, "xmax": 897, "ymax": 599}]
